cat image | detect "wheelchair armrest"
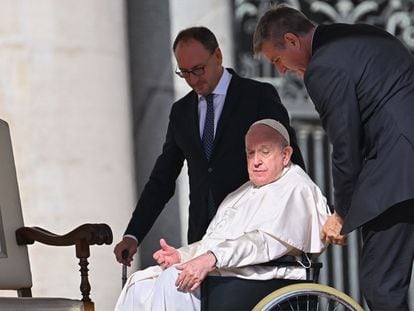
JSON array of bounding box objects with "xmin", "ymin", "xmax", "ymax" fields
[{"xmin": 257, "ymin": 256, "xmax": 322, "ymax": 283}]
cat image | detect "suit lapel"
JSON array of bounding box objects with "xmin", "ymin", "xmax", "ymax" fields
[
  {"xmin": 213, "ymin": 70, "xmax": 242, "ymax": 152},
  {"xmin": 188, "ymin": 69, "xmax": 242, "ymax": 162}
]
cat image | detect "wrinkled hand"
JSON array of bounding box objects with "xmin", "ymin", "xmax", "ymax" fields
[
  {"xmin": 175, "ymin": 252, "xmax": 216, "ymax": 292},
  {"xmin": 322, "ymin": 212, "xmax": 347, "ymax": 245},
  {"xmin": 153, "ymin": 238, "xmax": 181, "ymax": 269},
  {"xmin": 114, "ymin": 237, "xmax": 138, "ymax": 266}
]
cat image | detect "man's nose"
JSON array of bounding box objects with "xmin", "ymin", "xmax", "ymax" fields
[
  {"xmin": 186, "ymin": 72, "xmax": 200, "ymax": 85},
  {"xmin": 253, "ymin": 154, "xmax": 263, "ymax": 166}
]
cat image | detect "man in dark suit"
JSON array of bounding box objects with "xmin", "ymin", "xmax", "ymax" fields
[
  {"xmin": 254, "ymin": 5, "xmax": 414, "ymax": 310},
  {"xmin": 114, "ymin": 27, "xmax": 304, "ymax": 268}
]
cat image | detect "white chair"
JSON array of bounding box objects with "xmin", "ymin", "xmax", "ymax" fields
[{"xmin": 0, "ymin": 119, "xmax": 112, "ymax": 311}]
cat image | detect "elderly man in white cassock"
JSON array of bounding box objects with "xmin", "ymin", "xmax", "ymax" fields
[{"xmin": 115, "ymin": 119, "xmax": 331, "ymax": 311}]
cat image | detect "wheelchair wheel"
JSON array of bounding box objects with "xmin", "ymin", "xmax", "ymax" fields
[{"xmin": 253, "ymin": 283, "xmax": 363, "ymax": 311}]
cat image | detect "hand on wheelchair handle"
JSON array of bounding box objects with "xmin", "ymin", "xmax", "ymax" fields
[
  {"xmin": 122, "ymin": 249, "xmax": 129, "ymax": 261},
  {"xmin": 322, "ymin": 212, "xmax": 348, "ymax": 246},
  {"xmin": 114, "ymin": 236, "xmax": 137, "ymax": 266}
]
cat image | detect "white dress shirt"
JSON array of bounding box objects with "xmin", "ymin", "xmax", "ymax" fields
[{"xmin": 198, "ymin": 68, "xmax": 232, "ymax": 138}]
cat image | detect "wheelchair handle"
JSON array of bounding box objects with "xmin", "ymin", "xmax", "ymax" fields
[{"xmin": 121, "ymin": 249, "xmax": 129, "ymax": 288}]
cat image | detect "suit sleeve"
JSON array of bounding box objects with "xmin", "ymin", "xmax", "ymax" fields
[
  {"xmin": 125, "ymin": 111, "xmax": 185, "ymax": 242},
  {"xmin": 305, "ymin": 65, "xmax": 363, "ymax": 217},
  {"xmin": 258, "ymin": 83, "xmax": 306, "ymax": 170}
]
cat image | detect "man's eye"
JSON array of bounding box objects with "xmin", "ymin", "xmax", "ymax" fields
[{"xmin": 192, "ymin": 67, "xmax": 204, "ymax": 74}]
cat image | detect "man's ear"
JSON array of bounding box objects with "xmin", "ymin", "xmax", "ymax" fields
[
  {"xmin": 283, "ymin": 32, "xmax": 300, "ymax": 48},
  {"xmin": 283, "ymin": 146, "xmax": 293, "ymax": 166},
  {"xmin": 214, "ymin": 47, "xmax": 223, "ymax": 64}
]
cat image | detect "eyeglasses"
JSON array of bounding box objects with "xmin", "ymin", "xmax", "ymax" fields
[
  {"xmin": 175, "ymin": 54, "xmax": 214, "ymax": 79},
  {"xmin": 175, "ymin": 66, "xmax": 206, "ymax": 78}
]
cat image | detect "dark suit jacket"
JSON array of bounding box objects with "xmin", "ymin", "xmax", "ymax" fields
[
  {"xmin": 305, "ymin": 24, "xmax": 414, "ymax": 234},
  {"xmin": 126, "ymin": 68, "xmax": 305, "ymax": 244}
]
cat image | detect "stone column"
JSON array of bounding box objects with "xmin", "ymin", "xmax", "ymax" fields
[
  {"xmin": 126, "ymin": 0, "xmax": 179, "ymax": 268},
  {"xmin": 0, "ymin": 1, "xmax": 134, "ymax": 310}
]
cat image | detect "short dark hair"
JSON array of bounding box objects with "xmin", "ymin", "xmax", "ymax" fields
[
  {"xmin": 253, "ymin": 5, "xmax": 314, "ymax": 55},
  {"xmin": 173, "ymin": 26, "xmax": 219, "ymax": 54}
]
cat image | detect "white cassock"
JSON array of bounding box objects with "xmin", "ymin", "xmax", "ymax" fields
[{"xmin": 114, "ymin": 164, "xmax": 331, "ymax": 311}]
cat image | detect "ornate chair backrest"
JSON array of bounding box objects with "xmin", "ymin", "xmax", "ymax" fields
[{"xmin": 0, "ymin": 120, "xmax": 33, "ymax": 293}]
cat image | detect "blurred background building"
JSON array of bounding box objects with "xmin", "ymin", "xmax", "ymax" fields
[{"xmin": 0, "ymin": 0, "xmax": 413, "ymax": 309}]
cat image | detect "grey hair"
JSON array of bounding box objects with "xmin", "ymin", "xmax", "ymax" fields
[{"xmin": 253, "ymin": 4, "xmax": 314, "ymax": 56}]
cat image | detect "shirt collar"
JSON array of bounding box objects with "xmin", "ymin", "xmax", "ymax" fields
[
  {"xmin": 311, "ymin": 25, "xmax": 318, "ymax": 55},
  {"xmin": 213, "ymin": 68, "xmax": 232, "ymax": 96},
  {"xmin": 199, "ymin": 68, "xmax": 232, "ymax": 100}
]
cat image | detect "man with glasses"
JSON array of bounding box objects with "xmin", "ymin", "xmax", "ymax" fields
[{"xmin": 114, "ymin": 26, "xmax": 304, "ymax": 268}]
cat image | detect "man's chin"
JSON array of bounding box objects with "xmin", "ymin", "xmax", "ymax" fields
[
  {"xmin": 251, "ymin": 177, "xmax": 267, "ymax": 187},
  {"xmin": 296, "ymin": 70, "xmax": 305, "ymax": 78},
  {"xmin": 287, "ymin": 69, "xmax": 304, "ymax": 79},
  {"xmin": 193, "ymin": 85, "xmax": 209, "ymax": 96}
]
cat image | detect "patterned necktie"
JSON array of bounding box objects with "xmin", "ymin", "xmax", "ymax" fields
[
  {"xmin": 202, "ymin": 94, "xmax": 216, "ymax": 219},
  {"xmin": 202, "ymin": 94, "xmax": 215, "ymax": 160}
]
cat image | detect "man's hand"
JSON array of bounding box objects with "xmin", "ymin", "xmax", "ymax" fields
[
  {"xmin": 114, "ymin": 236, "xmax": 138, "ymax": 266},
  {"xmin": 322, "ymin": 212, "xmax": 347, "ymax": 245},
  {"xmin": 175, "ymin": 251, "xmax": 216, "ymax": 292},
  {"xmin": 153, "ymin": 238, "xmax": 181, "ymax": 269}
]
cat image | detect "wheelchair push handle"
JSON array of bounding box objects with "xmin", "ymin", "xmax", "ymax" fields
[{"xmin": 121, "ymin": 249, "xmax": 129, "ymax": 288}]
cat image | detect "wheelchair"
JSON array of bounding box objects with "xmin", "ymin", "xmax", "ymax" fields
[{"xmin": 200, "ymin": 255, "xmax": 363, "ymax": 311}]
